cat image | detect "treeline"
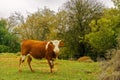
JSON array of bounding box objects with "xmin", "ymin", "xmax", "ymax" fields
[
  {"xmin": 0, "ymin": 0, "xmax": 120, "ymax": 60},
  {"xmin": 0, "ymin": 19, "xmax": 20, "ymax": 53}
]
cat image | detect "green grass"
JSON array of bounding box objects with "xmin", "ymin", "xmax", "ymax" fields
[{"xmin": 0, "ymin": 53, "xmax": 101, "ymax": 80}]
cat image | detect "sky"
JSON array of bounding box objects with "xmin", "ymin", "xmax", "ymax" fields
[
  {"xmin": 0, "ymin": 0, "xmax": 114, "ymax": 18},
  {"xmin": 100, "ymin": 0, "xmax": 114, "ymax": 8}
]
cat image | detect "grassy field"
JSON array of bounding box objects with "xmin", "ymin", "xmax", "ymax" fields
[{"xmin": 0, "ymin": 53, "xmax": 101, "ymax": 80}]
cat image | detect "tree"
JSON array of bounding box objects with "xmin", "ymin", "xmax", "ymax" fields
[
  {"xmin": 86, "ymin": 26, "xmax": 116, "ymax": 58},
  {"xmin": 0, "ymin": 19, "xmax": 20, "ymax": 53},
  {"xmin": 7, "ymin": 12, "xmax": 25, "ymax": 33},
  {"xmin": 110, "ymin": 0, "xmax": 120, "ymax": 49},
  {"xmin": 13, "ymin": 7, "xmax": 57, "ymax": 40},
  {"xmin": 84, "ymin": 7, "xmax": 120, "ymax": 60},
  {"xmin": 62, "ymin": 0, "xmax": 104, "ymax": 58},
  {"xmin": 112, "ymin": 0, "xmax": 120, "ymax": 9}
]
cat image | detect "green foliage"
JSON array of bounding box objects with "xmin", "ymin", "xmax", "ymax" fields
[
  {"xmin": 62, "ymin": 0, "xmax": 104, "ymax": 57},
  {"xmin": 0, "ymin": 19, "xmax": 20, "ymax": 53},
  {"xmin": 84, "ymin": 8, "xmax": 120, "ymax": 60},
  {"xmin": 86, "ymin": 28, "xmax": 116, "ymax": 51},
  {"xmin": 0, "ymin": 45, "xmax": 10, "ymax": 53}
]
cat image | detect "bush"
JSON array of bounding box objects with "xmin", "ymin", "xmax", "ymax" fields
[{"xmin": 0, "ymin": 45, "xmax": 10, "ymax": 53}]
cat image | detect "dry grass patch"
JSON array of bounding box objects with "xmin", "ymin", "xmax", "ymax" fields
[
  {"xmin": 78, "ymin": 56, "xmax": 94, "ymax": 62},
  {"xmin": 100, "ymin": 50, "xmax": 120, "ymax": 80}
]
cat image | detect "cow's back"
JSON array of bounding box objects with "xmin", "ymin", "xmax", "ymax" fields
[
  {"xmin": 21, "ymin": 40, "xmax": 47, "ymax": 59},
  {"xmin": 21, "ymin": 40, "xmax": 40, "ymax": 52}
]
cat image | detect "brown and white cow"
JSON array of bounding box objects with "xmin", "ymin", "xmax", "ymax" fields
[{"xmin": 19, "ymin": 40, "xmax": 64, "ymax": 73}]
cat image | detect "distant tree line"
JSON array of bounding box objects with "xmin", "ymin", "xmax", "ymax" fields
[
  {"xmin": 0, "ymin": 19, "xmax": 20, "ymax": 53},
  {"xmin": 0, "ymin": 0, "xmax": 120, "ymax": 61}
]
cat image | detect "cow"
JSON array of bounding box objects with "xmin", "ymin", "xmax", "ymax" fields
[{"xmin": 19, "ymin": 40, "xmax": 64, "ymax": 73}]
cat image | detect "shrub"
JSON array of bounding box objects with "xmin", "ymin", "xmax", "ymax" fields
[{"xmin": 0, "ymin": 45, "xmax": 10, "ymax": 53}]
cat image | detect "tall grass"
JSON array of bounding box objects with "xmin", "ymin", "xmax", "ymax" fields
[
  {"xmin": 0, "ymin": 53, "xmax": 100, "ymax": 80},
  {"xmin": 100, "ymin": 50, "xmax": 120, "ymax": 80}
]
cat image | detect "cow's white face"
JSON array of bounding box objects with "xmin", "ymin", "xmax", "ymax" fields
[{"xmin": 51, "ymin": 40, "xmax": 61, "ymax": 54}]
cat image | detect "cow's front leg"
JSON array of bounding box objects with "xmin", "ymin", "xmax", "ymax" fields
[
  {"xmin": 19, "ymin": 55, "xmax": 26, "ymax": 72},
  {"xmin": 47, "ymin": 59, "xmax": 54, "ymax": 73}
]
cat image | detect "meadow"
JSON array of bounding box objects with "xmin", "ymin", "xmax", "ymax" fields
[{"xmin": 0, "ymin": 53, "xmax": 101, "ymax": 80}]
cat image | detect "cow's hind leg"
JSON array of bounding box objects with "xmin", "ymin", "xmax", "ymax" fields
[
  {"xmin": 27, "ymin": 54, "xmax": 34, "ymax": 72},
  {"xmin": 19, "ymin": 55, "xmax": 26, "ymax": 72}
]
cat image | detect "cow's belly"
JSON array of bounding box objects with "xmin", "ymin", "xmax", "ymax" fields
[{"xmin": 29, "ymin": 51, "xmax": 45, "ymax": 59}]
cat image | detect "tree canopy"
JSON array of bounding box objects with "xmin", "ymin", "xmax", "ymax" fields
[{"xmin": 0, "ymin": 19, "xmax": 20, "ymax": 53}]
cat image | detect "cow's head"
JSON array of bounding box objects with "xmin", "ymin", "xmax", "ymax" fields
[{"xmin": 46, "ymin": 40, "xmax": 64, "ymax": 56}]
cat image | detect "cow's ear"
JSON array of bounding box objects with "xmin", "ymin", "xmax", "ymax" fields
[
  {"xmin": 49, "ymin": 41, "xmax": 53, "ymax": 46},
  {"xmin": 50, "ymin": 41, "xmax": 53, "ymax": 45},
  {"xmin": 59, "ymin": 40, "xmax": 64, "ymax": 47}
]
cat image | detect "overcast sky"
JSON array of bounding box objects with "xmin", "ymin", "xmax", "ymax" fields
[{"xmin": 0, "ymin": 0, "xmax": 114, "ymax": 18}]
